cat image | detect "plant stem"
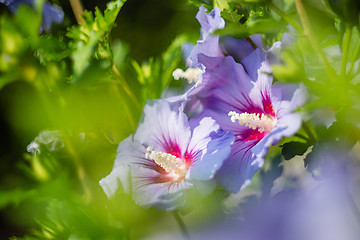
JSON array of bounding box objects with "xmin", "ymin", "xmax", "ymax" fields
[
  {"xmin": 109, "ymin": 79, "xmax": 137, "ymax": 130},
  {"xmin": 112, "ymin": 64, "xmax": 142, "ymax": 113},
  {"xmin": 70, "ymin": 0, "xmax": 84, "ymax": 25},
  {"xmin": 173, "ymin": 211, "xmax": 191, "ymax": 240},
  {"xmin": 341, "ymin": 26, "xmax": 352, "ymax": 79},
  {"xmin": 246, "ymin": 37, "xmax": 258, "ymax": 49}
]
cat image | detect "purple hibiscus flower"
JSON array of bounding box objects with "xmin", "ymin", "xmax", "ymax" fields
[
  {"xmin": 99, "ymin": 100, "xmax": 234, "ymax": 210},
  {"xmin": 195, "ymin": 47, "xmax": 306, "ymax": 193},
  {"xmin": 171, "ymin": 6, "xmax": 305, "ymax": 194},
  {"xmin": 187, "ymin": 6, "xmax": 225, "ymax": 68},
  {"xmin": 171, "ymin": 6, "xmax": 263, "ymax": 104},
  {"xmin": 0, "ymin": 0, "xmax": 64, "ymax": 32},
  {"xmin": 171, "ymin": 6, "xmax": 225, "ymax": 100},
  {"xmin": 187, "ymin": 6, "xmax": 263, "ymax": 68}
]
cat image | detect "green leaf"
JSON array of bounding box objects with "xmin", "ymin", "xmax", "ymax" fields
[
  {"xmin": 14, "ymin": 5, "xmax": 41, "ymax": 46},
  {"xmin": 160, "ymin": 35, "xmax": 187, "ymax": 89},
  {"xmin": 67, "ymin": 0, "xmax": 127, "ymax": 78},
  {"xmin": 216, "ymin": 17, "xmax": 286, "ymax": 37},
  {"xmin": 74, "ymin": 59, "xmax": 111, "ymax": 86},
  {"xmin": 214, "ymin": 0, "xmax": 229, "ymax": 10},
  {"xmin": 131, "ymin": 60, "xmax": 145, "ymax": 85},
  {"xmin": 36, "ymin": 35, "xmax": 70, "ymax": 63},
  {"xmin": 272, "ymin": 51, "xmax": 307, "ymax": 83},
  {"xmin": 130, "ymin": 35, "xmax": 187, "ymax": 101},
  {"xmin": 0, "ymin": 189, "xmax": 36, "ymax": 209},
  {"xmin": 281, "ymin": 142, "xmax": 311, "ymax": 160},
  {"xmin": 221, "ymin": 9, "xmax": 243, "ymax": 23},
  {"xmin": 187, "ymin": 0, "xmax": 212, "ymax": 10},
  {"xmin": 112, "ymin": 40, "xmax": 129, "ymax": 70},
  {"xmin": 235, "ymin": 0, "xmax": 268, "ymax": 2},
  {"xmin": 72, "ymin": 31, "xmax": 102, "ymax": 76},
  {"xmin": 0, "ymin": 74, "xmax": 19, "ymax": 90}
]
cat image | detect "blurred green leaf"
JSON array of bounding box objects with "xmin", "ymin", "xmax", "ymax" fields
[
  {"xmin": 0, "ymin": 189, "xmax": 36, "ymax": 209},
  {"xmin": 281, "ymin": 142, "xmax": 311, "ymax": 160},
  {"xmin": 221, "ymin": 9, "xmax": 243, "ymax": 23},
  {"xmin": 272, "ymin": 50, "xmax": 307, "ymax": 83},
  {"xmin": 13, "ymin": 5, "xmax": 41, "ymax": 46},
  {"xmin": 216, "ymin": 17, "xmax": 286, "ymax": 37},
  {"xmin": 112, "ymin": 40, "xmax": 129, "ymax": 70},
  {"xmin": 324, "ymin": 0, "xmax": 360, "ymax": 26},
  {"xmin": 214, "ymin": 0, "xmax": 229, "ymax": 10},
  {"xmin": 131, "ymin": 35, "xmax": 187, "ymax": 101},
  {"xmin": 233, "ymin": 0, "xmax": 268, "ymax": 3},
  {"xmin": 36, "ymin": 36, "xmax": 70, "ymax": 64},
  {"xmin": 0, "ymin": 6, "xmax": 41, "ymax": 88},
  {"xmin": 187, "ymin": 0, "xmax": 211, "ymax": 9}
]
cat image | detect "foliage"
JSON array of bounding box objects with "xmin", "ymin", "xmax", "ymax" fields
[{"xmin": 0, "ymin": 0, "xmax": 360, "ymax": 239}]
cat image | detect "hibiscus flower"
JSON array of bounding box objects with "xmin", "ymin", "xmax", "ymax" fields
[{"xmin": 100, "ymin": 100, "xmax": 234, "ymax": 209}]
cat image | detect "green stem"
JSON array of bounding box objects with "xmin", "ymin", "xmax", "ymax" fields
[
  {"xmin": 69, "ymin": 0, "xmax": 84, "ymax": 25},
  {"xmin": 246, "ymin": 37, "xmax": 258, "ymax": 49},
  {"xmin": 341, "ymin": 26, "xmax": 352, "ymax": 79},
  {"xmin": 109, "ymin": 80, "xmax": 137, "ymax": 130},
  {"xmin": 269, "ymin": 2, "xmax": 302, "ymax": 33},
  {"xmin": 173, "ymin": 211, "xmax": 190, "ymax": 240},
  {"xmin": 112, "ymin": 64, "xmax": 142, "ymax": 113}
]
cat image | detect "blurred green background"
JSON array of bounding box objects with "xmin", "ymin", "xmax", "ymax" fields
[
  {"xmin": 0, "ymin": 0, "xmax": 200, "ymax": 238},
  {"xmin": 3, "ymin": 0, "xmax": 359, "ymax": 239}
]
